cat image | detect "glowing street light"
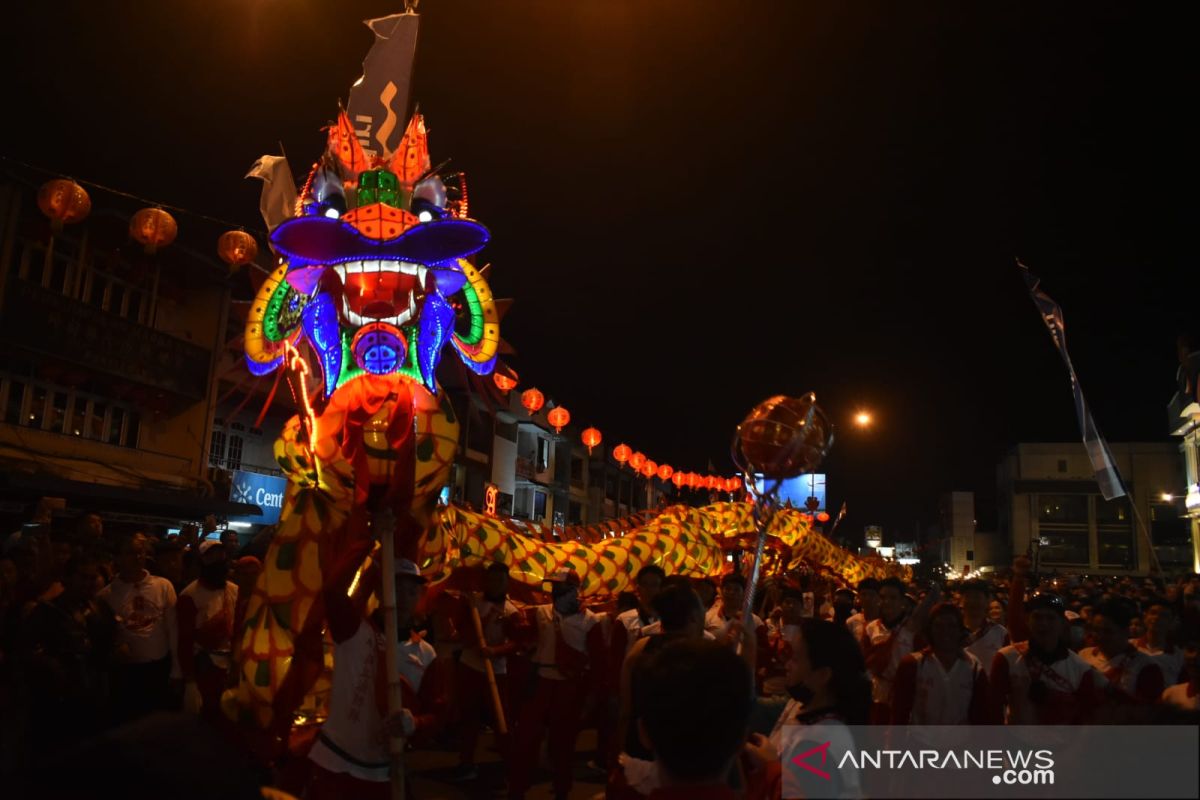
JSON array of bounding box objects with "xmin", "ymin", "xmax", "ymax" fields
[{"xmin": 854, "ymin": 410, "xmax": 873, "ymax": 428}]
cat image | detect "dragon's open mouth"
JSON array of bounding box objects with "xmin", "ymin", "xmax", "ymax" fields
[{"xmin": 332, "ymin": 260, "xmax": 430, "ymax": 327}]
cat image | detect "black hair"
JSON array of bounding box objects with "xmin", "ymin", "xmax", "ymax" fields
[
  {"xmin": 923, "ymin": 601, "xmax": 967, "ymax": 645},
  {"xmin": 485, "ymin": 561, "xmax": 509, "ymax": 576},
  {"xmin": 798, "ymin": 619, "xmax": 872, "ymax": 725},
  {"xmin": 879, "ymin": 577, "xmax": 907, "ymax": 594},
  {"xmin": 721, "ymin": 573, "xmax": 746, "ymax": 589},
  {"xmin": 638, "ymin": 640, "xmax": 754, "ymax": 781},
  {"xmin": 652, "ymin": 583, "xmax": 703, "ymax": 631},
  {"xmin": 1094, "ymin": 598, "xmax": 1135, "ymax": 628},
  {"xmin": 637, "ymin": 564, "xmax": 667, "ymax": 583},
  {"xmin": 857, "ymin": 578, "xmax": 881, "ymax": 593},
  {"xmin": 661, "ymin": 574, "xmax": 693, "ymax": 591},
  {"xmin": 834, "ymin": 587, "xmax": 856, "ymax": 599}
]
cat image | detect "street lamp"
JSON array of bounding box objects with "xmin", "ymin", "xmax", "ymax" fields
[{"xmin": 854, "ymin": 410, "xmax": 872, "ymax": 428}]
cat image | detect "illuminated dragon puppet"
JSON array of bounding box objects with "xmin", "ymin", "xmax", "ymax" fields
[{"xmin": 229, "ymin": 111, "xmax": 500, "ymax": 730}]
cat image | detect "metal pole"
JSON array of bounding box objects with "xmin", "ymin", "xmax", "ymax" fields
[{"xmin": 376, "ymin": 509, "xmax": 406, "ymax": 800}]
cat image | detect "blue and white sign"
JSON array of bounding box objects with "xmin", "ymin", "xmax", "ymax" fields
[{"xmin": 229, "ymin": 470, "xmax": 288, "ymax": 525}]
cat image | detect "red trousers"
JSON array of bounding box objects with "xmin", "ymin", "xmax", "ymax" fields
[
  {"xmin": 456, "ymin": 660, "xmax": 510, "ymax": 765},
  {"xmin": 508, "ymin": 674, "xmax": 587, "ymax": 798}
]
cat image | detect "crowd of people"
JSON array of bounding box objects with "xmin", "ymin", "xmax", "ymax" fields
[{"xmin": 2, "ymin": 501, "xmax": 1199, "ymax": 799}]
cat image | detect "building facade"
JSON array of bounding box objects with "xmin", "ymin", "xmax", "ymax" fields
[
  {"xmin": 0, "ymin": 175, "xmax": 258, "ymax": 529},
  {"xmin": 1166, "ymin": 346, "xmax": 1200, "ymax": 573},
  {"xmin": 996, "ymin": 442, "xmax": 1187, "ymax": 576}
]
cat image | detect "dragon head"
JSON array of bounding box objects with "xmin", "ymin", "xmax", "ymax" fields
[{"xmin": 244, "ymin": 111, "xmax": 499, "ymax": 397}]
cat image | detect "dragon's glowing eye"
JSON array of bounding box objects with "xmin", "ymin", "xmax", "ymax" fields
[
  {"xmin": 417, "ymin": 210, "xmax": 434, "ymax": 223},
  {"xmin": 324, "ymin": 207, "xmax": 341, "ymax": 219}
]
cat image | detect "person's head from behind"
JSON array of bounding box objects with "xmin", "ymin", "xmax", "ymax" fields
[
  {"xmin": 154, "ymin": 538, "xmax": 184, "ymax": 582},
  {"xmin": 878, "ymin": 577, "xmax": 907, "ymax": 624},
  {"xmin": 833, "ymin": 587, "xmax": 855, "ymax": 617},
  {"xmin": 1089, "ymin": 599, "xmax": 1134, "ymax": 655},
  {"xmin": 635, "ymin": 564, "xmax": 665, "ymax": 611},
  {"xmin": 638, "ymin": 640, "xmax": 753, "ymax": 784},
  {"xmin": 784, "ymin": 619, "xmax": 871, "ymax": 723},
  {"xmin": 720, "ymin": 573, "xmax": 746, "ymax": 612},
  {"xmin": 694, "ymin": 578, "xmax": 717, "ymax": 610},
  {"xmin": 652, "ymin": 581, "xmax": 705, "ymax": 638},
  {"xmin": 1026, "ymin": 592, "xmax": 1067, "ymax": 652},
  {"xmin": 114, "ymin": 533, "xmax": 147, "ymax": 577},
  {"xmin": 926, "ymin": 602, "xmax": 967, "ymax": 655},
  {"xmin": 549, "ymin": 569, "xmax": 582, "ymax": 616},
  {"xmin": 483, "ymin": 561, "xmax": 509, "ymax": 602},
  {"xmin": 960, "ymin": 579, "xmax": 990, "ymax": 621},
  {"xmin": 857, "ymin": 578, "xmax": 881, "ymax": 617}
]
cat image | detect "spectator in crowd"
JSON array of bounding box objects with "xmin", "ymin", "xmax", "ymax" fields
[
  {"xmin": 450, "ymin": 562, "xmax": 525, "ymax": 783},
  {"xmin": 611, "ymin": 565, "xmax": 666, "ymax": 661},
  {"xmin": 987, "ymin": 597, "xmax": 1006, "ymax": 625},
  {"xmin": 1079, "ymin": 599, "xmax": 1165, "ymax": 705},
  {"xmin": 1135, "ymin": 599, "xmax": 1185, "ymax": 685},
  {"xmin": 831, "ymin": 587, "xmax": 856, "ymax": 626},
  {"xmin": 1160, "ymin": 640, "xmax": 1199, "ymax": 712},
  {"xmin": 891, "ymin": 602, "xmax": 992, "ymax": 724},
  {"xmin": 152, "ymin": 538, "xmax": 186, "ymax": 593},
  {"xmin": 19, "ymin": 553, "xmax": 115, "ymax": 750},
  {"xmin": 508, "ymin": 568, "xmax": 607, "ymax": 800},
  {"xmin": 177, "ymin": 540, "xmax": 238, "ymax": 722},
  {"xmin": 863, "ymin": 577, "xmax": 939, "ymax": 723},
  {"xmin": 762, "ymin": 584, "xmax": 805, "ymax": 697},
  {"xmin": 845, "ymin": 577, "xmax": 880, "ymax": 645},
  {"xmin": 760, "ymin": 619, "xmax": 869, "ymax": 799},
  {"xmin": 637, "ymin": 639, "xmax": 763, "ymax": 800},
  {"xmin": 990, "ymin": 591, "xmax": 1108, "ymax": 724},
  {"xmin": 72, "ymin": 511, "xmax": 104, "ymax": 550},
  {"xmin": 97, "ymin": 532, "xmax": 180, "ymax": 724},
  {"xmin": 960, "ymin": 579, "xmax": 1009, "ymax": 670}
]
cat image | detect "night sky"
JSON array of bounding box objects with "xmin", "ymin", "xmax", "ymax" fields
[{"xmin": 2, "ymin": 2, "xmax": 1195, "ymax": 540}]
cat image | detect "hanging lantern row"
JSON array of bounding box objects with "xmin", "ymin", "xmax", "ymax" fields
[
  {"xmin": 609, "ymin": 440, "xmax": 744, "ymax": 493},
  {"xmin": 37, "ymin": 180, "xmax": 266, "ymax": 264}
]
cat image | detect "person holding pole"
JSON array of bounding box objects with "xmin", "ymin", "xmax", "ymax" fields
[
  {"xmin": 303, "ymin": 530, "xmax": 445, "ymax": 800},
  {"xmin": 449, "ymin": 562, "xmax": 525, "ymax": 782}
]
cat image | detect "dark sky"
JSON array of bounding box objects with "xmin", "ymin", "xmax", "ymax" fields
[{"xmin": 2, "ymin": 2, "xmax": 1195, "ymax": 539}]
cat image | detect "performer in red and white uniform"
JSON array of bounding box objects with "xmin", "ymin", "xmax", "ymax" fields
[
  {"xmin": 891, "ymin": 603, "xmax": 993, "ymax": 724},
  {"xmin": 449, "ymin": 562, "xmax": 527, "ymax": 782},
  {"xmin": 304, "ymin": 537, "xmax": 445, "ymax": 800},
  {"xmin": 177, "ymin": 540, "xmax": 238, "ymax": 721},
  {"xmin": 704, "ymin": 573, "xmax": 769, "ymax": 670},
  {"xmin": 990, "ymin": 591, "xmax": 1109, "ymax": 724},
  {"xmin": 959, "ymin": 579, "xmax": 1009, "ymax": 670},
  {"xmin": 1079, "ymin": 600, "xmax": 1164, "ymax": 705},
  {"xmin": 845, "ymin": 578, "xmax": 881, "ymax": 649},
  {"xmin": 508, "ymin": 568, "xmax": 607, "ymax": 800},
  {"xmin": 610, "ymin": 565, "xmax": 665, "ymax": 662},
  {"xmin": 864, "ymin": 577, "xmax": 940, "ymax": 723}
]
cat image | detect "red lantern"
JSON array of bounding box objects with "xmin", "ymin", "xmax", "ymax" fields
[
  {"xmin": 521, "ymin": 388, "xmax": 545, "ymax": 414},
  {"xmin": 130, "ymin": 207, "xmax": 177, "ymax": 254},
  {"xmin": 672, "ymin": 472, "xmax": 686, "ymax": 488},
  {"xmin": 657, "ymin": 464, "xmax": 674, "ymax": 481},
  {"xmin": 581, "ymin": 427, "xmax": 602, "ymax": 453},
  {"xmin": 705, "ymin": 476, "xmax": 718, "ymax": 490},
  {"xmin": 37, "ymin": 179, "xmax": 90, "ymax": 231},
  {"xmin": 629, "ymin": 451, "xmax": 646, "ymax": 472},
  {"xmin": 547, "ymin": 406, "xmax": 570, "ymax": 434},
  {"xmin": 641, "ymin": 459, "xmax": 658, "ymax": 479},
  {"xmin": 817, "ymin": 511, "xmax": 831, "ymax": 523},
  {"xmin": 493, "ymin": 372, "xmax": 517, "ymax": 392},
  {"xmin": 685, "ymin": 472, "xmax": 699, "ymax": 489},
  {"xmin": 217, "ymin": 230, "xmax": 258, "ymax": 270},
  {"xmin": 613, "ymin": 443, "xmax": 631, "ymax": 466}
]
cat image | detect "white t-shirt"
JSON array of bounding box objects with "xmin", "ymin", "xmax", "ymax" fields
[
  {"xmin": 533, "ymin": 605, "xmax": 603, "ymax": 680},
  {"xmin": 704, "ymin": 602, "xmax": 765, "ymax": 656},
  {"xmin": 901, "ymin": 650, "xmax": 985, "ymax": 725},
  {"xmin": 776, "ymin": 714, "xmax": 862, "ymax": 799},
  {"xmin": 179, "ymin": 579, "xmax": 238, "ymax": 669},
  {"xmin": 615, "ymin": 606, "xmax": 659, "ymax": 657},
  {"xmin": 98, "ymin": 570, "xmax": 177, "ymax": 669},
  {"xmin": 965, "ymin": 621, "xmax": 1008, "ymax": 674},
  {"xmin": 1134, "ymin": 639, "xmax": 1186, "ymax": 686}
]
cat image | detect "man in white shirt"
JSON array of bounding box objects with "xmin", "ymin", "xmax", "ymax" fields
[
  {"xmin": 1079, "ymin": 599, "xmax": 1165, "ymax": 705},
  {"xmin": 611, "ymin": 565, "xmax": 665, "ymax": 660},
  {"xmin": 863, "ymin": 577, "xmax": 939, "ymax": 723},
  {"xmin": 178, "ymin": 540, "xmax": 238, "ymax": 720},
  {"xmin": 960, "ymin": 579, "xmax": 1009, "ymax": 671},
  {"xmin": 98, "ymin": 532, "xmax": 179, "ymax": 723},
  {"xmin": 704, "ymin": 572, "xmax": 767, "ymax": 668},
  {"xmin": 845, "ymin": 577, "xmax": 880, "ymax": 648},
  {"xmin": 1134, "ymin": 600, "xmax": 1185, "ymax": 685}
]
